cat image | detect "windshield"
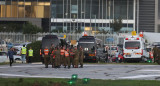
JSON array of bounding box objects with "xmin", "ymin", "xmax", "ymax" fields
[
  {"xmin": 42, "ymin": 38, "xmax": 59, "ymax": 49},
  {"xmin": 111, "ymin": 47, "xmax": 117, "ymax": 50},
  {"xmin": 78, "ymin": 43, "xmax": 95, "ymax": 51},
  {"xmin": 125, "ymin": 41, "xmax": 140, "ymax": 49}
]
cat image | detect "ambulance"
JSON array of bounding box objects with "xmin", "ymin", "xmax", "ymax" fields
[{"xmin": 123, "ymin": 34, "xmax": 147, "ymax": 62}]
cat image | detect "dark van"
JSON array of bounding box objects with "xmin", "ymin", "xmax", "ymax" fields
[{"xmin": 77, "ymin": 36, "xmax": 97, "ymax": 62}]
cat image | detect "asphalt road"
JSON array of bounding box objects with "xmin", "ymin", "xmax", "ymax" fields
[{"xmin": 0, "ymin": 63, "xmax": 160, "ymax": 80}]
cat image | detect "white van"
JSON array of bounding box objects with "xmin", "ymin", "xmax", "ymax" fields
[{"xmin": 123, "ymin": 36, "xmax": 147, "ymax": 61}]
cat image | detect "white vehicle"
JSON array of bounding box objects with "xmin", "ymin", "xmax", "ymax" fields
[
  {"xmin": 0, "ymin": 52, "xmax": 21, "ymax": 63},
  {"xmin": 0, "ymin": 39, "xmax": 7, "ymax": 52},
  {"xmin": 108, "ymin": 46, "xmax": 118, "ymax": 57},
  {"xmin": 123, "ymin": 36, "xmax": 147, "ymax": 61},
  {"xmin": 13, "ymin": 42, "xmax": 31, "ymax": 55}
]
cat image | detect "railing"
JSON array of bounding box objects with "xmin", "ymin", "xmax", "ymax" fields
[{"xmin": 0, "ymin": 32, "xmax": 119, "ymax": 45}]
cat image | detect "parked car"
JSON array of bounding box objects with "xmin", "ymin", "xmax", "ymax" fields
[
  {"xmin": 13, "ymin": 42, "xmax": 31, "ymax": 55},
  {"xmin": 0, "ymin": 52, "xmax": 8, "ymax": 63},
  {"xmin": 0, "ymin": 51, "xmax": 21, "ymax": 62}
]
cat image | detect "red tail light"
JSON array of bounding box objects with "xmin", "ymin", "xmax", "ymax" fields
[
  {"xmin": 137, "ymin": 38, "xmax": 139, "ymax": 40},
  {"xmin": 125, "ymin": 38, "xmax": 128, "ymax": 40},
  {"xmin": 141, "ymin": 49, "xmax": 143, "ymax": 55}
]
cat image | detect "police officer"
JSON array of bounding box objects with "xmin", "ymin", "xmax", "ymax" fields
[
  {"xmin": 79, "ymin": 46, "xmax": 84, "ymax": 68},
  {"xmin": 53, "ymin": 46, "xmax": 61, "ymax": 68},
  {"xmin": 64, "ymin": 47, "xmax": 70, "ymax": 68},
  {"xmin": 70, "ymin": 47, "xmax": 75, "ymax": 68},
  {"xmin": 50, "ymin": 44, "xmax": 55, "ymax": 67},
  {"xmin": 44, "ymin": 47, "xmax": 49, "ymax": 68},
  {"xmin": 51, "ymin": 47, "xmax": 56, "ymax": 68},
  {"xmin": 73, "ymin": 46, "xmax": 79, "ymax": 68},
  {"xmin": 60, "ymin": 46, "xmax": 65, "ymax": 66},
  {"xmin": 28, "ymin": 47, "xmax": 33, "ymax": 63},
  {"xmin": 153, "ymin": 46, "xmax": 158, "ymax": 63},
  {"xmin": 21, "ymin": 45, "xmax": 27, "ymax": 63}
]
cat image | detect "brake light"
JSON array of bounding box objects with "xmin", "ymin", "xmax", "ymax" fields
[
  {"xmin": 137, "ymin": 38, "xmax": 139, "ymax": 40},
  {"xmin": 125, "ymin": 38, "xmax": 128, "ymax": 40},
  {"xmin": 141, "ymin": 49, "xmax": 143, "ymax": 55}
]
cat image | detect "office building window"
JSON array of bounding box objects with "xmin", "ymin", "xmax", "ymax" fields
[
  {"xmin": 0, "ymin": 5, "xmax": 5, "ymax": 17},
  {"xmin": 12, "ymin": 5, "xmax": 18, "ymax": 17}
]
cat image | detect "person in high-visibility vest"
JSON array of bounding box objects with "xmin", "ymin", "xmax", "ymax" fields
[
  {"xmin": 28, "ymin": 47, "xmax": 33, "ymax": 63},
  {"xmin": 44, "ymin": 47, "xmax": 49, "ymax": 68},
  {"xmin": 64, "ymin": 47, "xmax": 70, "ymax": 68},
  {"xmin": 60, "ymin": 46, "xmax": 65, "ymax": 66},
  {"xmin": 21, "ymin": 45, "xmax": 27, "ymax": 63}
]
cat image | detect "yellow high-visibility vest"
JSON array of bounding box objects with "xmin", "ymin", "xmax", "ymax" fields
[
  {"xmin": 21, "ymin": 47, "xmax": 27, "ymax": 54},
  {"xmin": 28, "ymin": 49, "xmax": 33, "ymax": 56}
]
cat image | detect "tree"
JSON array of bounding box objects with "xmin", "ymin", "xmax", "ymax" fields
[
  {"xmin": 23, "ymin": 22, "xmax": 42, "ymax": 34},
  {"xmin": 110, "ymin": 18, "xmax": 123, "ymax": 32}
]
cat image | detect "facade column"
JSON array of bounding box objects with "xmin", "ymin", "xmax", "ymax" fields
[{"xmin": 155, "ymin": 0, "xmax": 158, "ymax": 32}]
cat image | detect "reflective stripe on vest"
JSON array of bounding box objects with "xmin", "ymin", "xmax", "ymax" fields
[
  {"xmin": 40, "ymin": 49, "xmax": 42, "ymax": 55},
  {"xmin": 44, "ymin": 49, "xmax": 49, "ymax": 55},
  {"xmin": 29, "ymin": 49, "xmax": 33, "ymax": 56},
  {"xmin": 60, "ymin": 49, "xmax": 65, "ymax": 55},
  {"xmin": 22, "ymin": 47, "xmax": 27, "ymax": 54},
  {"xmin": 65, "ymin": 51, "xmax": 69, "ymax": 57}
]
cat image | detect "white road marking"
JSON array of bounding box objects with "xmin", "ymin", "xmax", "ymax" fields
[
  {"xmin": 138, "ymin": 70, "xmax": 160, "ymax": 72},
  {"xmin": 119, "ymin": 75, "xmax": 160, "ymax": 79},
  {"xmin": 0, "ymin": 73, "xmax": 70, "ymax": 78}
]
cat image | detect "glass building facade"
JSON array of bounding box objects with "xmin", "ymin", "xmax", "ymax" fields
[
  {"xmin": 51, "ymin": 0, "xmax": 135, "ymax": 33},
  {"xmin": 0, "ymin": 0, "xmax": 50, "ymax": 18}
]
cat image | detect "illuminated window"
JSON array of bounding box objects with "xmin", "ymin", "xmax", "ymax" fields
[
  {"xmin": 6, "ymin": 5, "xmax": 11, "ymax": 17},
  {"xmin": 18, "ymin": 2, "xmax": 24, "ymax": 5},
  {"xmin": 25, "ymin": 2, "xmax": 31, "ymax": 5},
  {"xmin": 18, "ymin": 6, "xmax": 25, "ymax": 17},
  {"xmin": 31, "ymin": 2, "xmax": 37, "ymax": 5},
  {"xmin": 12, "ymin": 1, "xmax": 18, "ymax": 5},
  {"xmin": 36, "ymin": 6, "xmax": 44, "ymax": 18},
  {"xmin": 45, "ymin": 2, "xmax": 50, "ymax": 6},
  {"xmin": 25, "ymin": 6, "xmax": 32, "ymax": 17},
  {"xmin": 31, "ymin": 6, "xmax": 37, "ymax": 18},
  {"xmin": 12, "ymin": 5, "xmax": 18, "ymax": 17},
  {"xmin": 38, "ymin": 2, "xmax": 45, "ymax": 5},
  {"xmin": 0, "ymin": 5, "xmax": 5, "ymax": 17}
]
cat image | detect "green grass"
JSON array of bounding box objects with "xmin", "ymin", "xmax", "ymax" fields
[
  {"xmin": 0, "ymin": 78, "xmax": 160, "ymax": 86},
  {"xmin": 0, "ymin": 62, "xmax": 9, "ymax": 65}
]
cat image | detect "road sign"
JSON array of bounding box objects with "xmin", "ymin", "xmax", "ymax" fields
[{"xmin": 131, "ymin": 31, "xmax": 136, "ymax": 36}]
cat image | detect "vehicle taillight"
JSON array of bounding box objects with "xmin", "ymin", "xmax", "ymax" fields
[
  {"xmin": 141, "ymin": 49, "xmax": 143, "ymax": 55},
  {"xmin": 137, "ymin": 38, "xmax": 139, "ymax": 40},
  {"xmin": 125, "ymin": 38, "xmax": 128, "ymax": 40}
]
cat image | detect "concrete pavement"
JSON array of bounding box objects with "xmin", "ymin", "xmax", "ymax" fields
[{"xmin": 0, "ymin": 63, "xmax": 160, "ymax": 80}]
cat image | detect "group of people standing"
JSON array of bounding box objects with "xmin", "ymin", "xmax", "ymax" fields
[{"xmin": 43, "ymin": 44, "xmax": 84, "ymax": 69}]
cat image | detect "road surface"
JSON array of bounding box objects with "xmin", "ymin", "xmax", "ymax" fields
[{"xmin": 0, "ymin": 63, "xmax": 160, "ymax": 80}]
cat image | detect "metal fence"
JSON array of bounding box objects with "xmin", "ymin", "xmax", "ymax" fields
[{"xmin": 0, "ymin": 32, "xmax": 119, "ymax": 45}]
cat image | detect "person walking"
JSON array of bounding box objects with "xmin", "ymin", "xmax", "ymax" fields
[
  {"xmin": 49, "ymin": 44, "xmax": 55, "ymax": 65},
  {"xmin": 44, "ymin": 47, "xmax": 49, "ymax": 68},
  {"xmin": 28, "ymin": 47, "xmax": 33, "ymax": 63},
  {"xmin": 79, "ymin": 46, "xmax": 84, "ymax": 68},
  {"xmin": 51, "ymin": 47, "xmax": 57, "ymax": 68},
  {"xmin": 7, "ymin": 48, "xmax": 16, "ymax": 67},
  {"xmin": 73, "ymin": 46, "xmax": 79, "ymax": 68},
  {"xmin": 21, "ymin": 45, "xmax": 27, "ymax": 63}
]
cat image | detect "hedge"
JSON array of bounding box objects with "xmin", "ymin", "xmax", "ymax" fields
[{"xmin": 26, "ymin": 41, "xmax": 42, "ymax": 62}]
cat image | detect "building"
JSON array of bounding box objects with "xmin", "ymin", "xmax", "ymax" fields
[
  {"xmin": 0, "ymin": 0, "xmax": 160, "ymax": 33},
  {"xmin": 0, "ymin": 0, "xmax": 51, "ymax": 32},
  {"xmin": 51, "ymin": 0, "xmax": 159, "ymax": 33}
]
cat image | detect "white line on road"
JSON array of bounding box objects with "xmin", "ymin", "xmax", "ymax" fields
[
  {"xmin": 119, "ymin": 75, "xmax": 160, "ymax": 79},
  {"xmin": 0, "ymin": 73, "xmax": 70, "ymax": 78},
  {"xmin": 138, "ymin": 70, "xmax": 160, "ymax": 72}
]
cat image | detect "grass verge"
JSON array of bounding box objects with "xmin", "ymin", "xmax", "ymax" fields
[{"xmin": 0, "ymin": 78, "xmax": 160, "ymax": 86}]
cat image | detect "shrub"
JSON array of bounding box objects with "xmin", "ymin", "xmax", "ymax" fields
[{"xmin": 26, "ymin": 41, "xmax": 42, "ymax": 62}]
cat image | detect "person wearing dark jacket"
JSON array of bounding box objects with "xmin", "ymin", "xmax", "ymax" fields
[{"xmin": 7, "ymin": 48, "xmax": 16, "ymax": 66}]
